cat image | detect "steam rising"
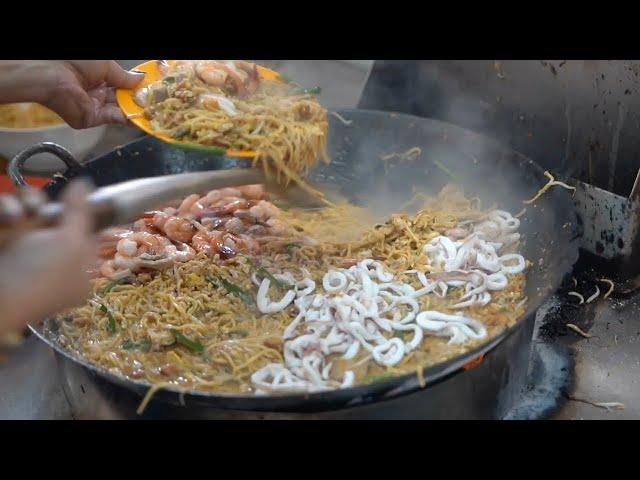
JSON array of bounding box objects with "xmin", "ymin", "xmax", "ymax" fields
[{"xmin": 277, "ymin": 60, "xmax": 581, "ymax": 322}]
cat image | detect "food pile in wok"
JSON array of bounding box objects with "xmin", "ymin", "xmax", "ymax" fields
[{"xmin": 51, "ymin": 183, "xmax": 528, "ymax": 395}]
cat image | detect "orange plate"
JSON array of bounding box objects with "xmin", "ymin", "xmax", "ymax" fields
[{"xmin": 116, "ymin": 60, "xmax": 281, "ymax": 158}]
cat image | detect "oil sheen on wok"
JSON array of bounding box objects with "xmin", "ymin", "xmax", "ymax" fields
[{"xmin": 49, "ymin": 182, "xmax": 528, "ymax": 395}]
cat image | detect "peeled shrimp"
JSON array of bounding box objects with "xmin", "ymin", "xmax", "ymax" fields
[
  {"xmin": 100, "ymin": 260, "xmax": 132, "ymax": 280},
  {"xmin": 195, "ymin": 61, "xmax": 250, "ymax": 97},
  {"xmin": 225, "ymin": 217, "xmax": 246, "ymax": 234},
  {"xmin": 249, "ymin": 200, "xmax": 281, "ymax": 223},
  {"xmin": 116, "ymin": 232, "xmax": 172, "ymax": 258},
  {"xmin": 202, "ymin": 198, "xmax": 252, "ymax": 217},
  {"xmin": 177, "ymin": 194, "xmax": 201, "ymax": 217},
  {"xmin": 265, "ymin": 218, "xmax": 289, "ymax": 236},
  {"xmin": 191, "ymin": 230, "xmax": 224, "ymax": 255},
  {"xmin": 195, "ymin": 64, "xmax": 228, "ymax": 87},
  {"xmin": 165, "ymin": 242, "xmax": 196, "ymax": 262},
  {"xmin": 162, "ymin": 217, "xmax": 197, "ymax": 243},
  {"xmin": 152, "ymin": 211, "xmax": 198, "ymax": 243},
  {"xmin": 237, "ymin": 184, "xmax": 267, "ymax": 200}
]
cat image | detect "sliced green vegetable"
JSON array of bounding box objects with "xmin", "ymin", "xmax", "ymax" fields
[
  {"xmin": 122, "ymin": 339, "xmax": 151, "ymax": 351},
  {"xmin": 162, "ymin": 75, "xmax": 176, "ymax": 84},
  {"xmin": 206, "ymin": 275, "xmax": 253, "ymax": 305},
  {"xmin": 254, "ymin": 265, "xmax": 291, "ymax": 290},
  {"xmin": 292, "ymin": 86, "xmax": 322, "ymax": 95},
  {"xmin": 364, "ymin": 373, "xmax": 395, "ymax": 383},
  {"xmin": 285, "ymin": 243, "xmax": 300, "ymax": 253},
  {"xmin": 171, "ymin": 329, "xmax": 204, "ymax": 353},
  {"xmin": 393, "ymin": 330, "xmax": 409, "ymax": 340},
  {"xmin": 278, "ymin": 74, "xmax": 294, "ymax": 84},
  {"xmin": 432, "ymin": 159, "xmax": 461, "ymax": 182},
  {"xmin": 100, "ymin": 303, "xmax": 117, "ymax": 334}
]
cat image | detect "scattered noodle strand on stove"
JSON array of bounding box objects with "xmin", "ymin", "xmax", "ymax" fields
[{"xmin": 523, "ymin": 171, "xmax": 576, "ymax": 204}]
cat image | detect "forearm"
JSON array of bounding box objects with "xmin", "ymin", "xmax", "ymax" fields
[
  {"xmin": 0, "ymin": 60, "xmax": 56, "ymax": 105},
  {"xmin": 0, "ymin": 286, "xmax": 33, "ymax": 343},
  {"xmin": 0, "ymin": 257, "xmax": 51, "ymax": 341}
]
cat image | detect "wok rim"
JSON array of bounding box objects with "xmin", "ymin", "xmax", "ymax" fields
[{"xmin": 27, "ymin": 108, "xmax": 580, "ymax": 412}]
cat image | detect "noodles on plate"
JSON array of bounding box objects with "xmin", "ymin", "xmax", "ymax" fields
[{"xmin": 134, "ymin": 60, "xmax": 329, "ymax": 200}]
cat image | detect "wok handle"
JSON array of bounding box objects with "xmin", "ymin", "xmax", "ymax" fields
[{"xmin": 8, "ymin": 142, "xmax": 85, "ymax": 189}]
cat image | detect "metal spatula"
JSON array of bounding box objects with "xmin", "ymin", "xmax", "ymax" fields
[{"xmin": 0, "ymin": 168, "xmax": 327, "ymax": 246}]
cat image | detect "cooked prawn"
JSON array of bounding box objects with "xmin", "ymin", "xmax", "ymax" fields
[
  {"xmin": 177, "ymin": 194, "xmax": 201, "ymax": 217},
  {"xmin": 249, "ymin": 200, "xmax": 281, "ymax": 223},
  {"xmin": 162, "ymin": 217, "xmax": 197, "ymax": 243},
  {"xmin": 237, "ymin": 184, "xmax": 267, "ymax": 200}
]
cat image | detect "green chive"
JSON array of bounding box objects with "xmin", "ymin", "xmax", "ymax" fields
[
  {"xmin": 122, "ymin": 339, "xmax": 151, "ymax": 352},
  {"xmin": 364, "ymin": 373, "xmax": 395, "ymax": 383},
  {"xmin": 292, "ymin": 86, "xmax": 321, "ymax": 95},
  {"xmin": 285, "ymin": 243, "xmax": 300, "ymax": 253},
  {"xmin": 279, "ymin": 74, "xmax": 294, "ymax": 84},
  {"xmin": 251, "ymin": 261, "xmax": 291, "ymax": 290},
  {"xmin": 206, "ymin": 275, "xmax": 253, "ymax": 305},
  {"xmin": 171, "ymin": 329, "xmax": 204, "ymax": 353},
  {"xmin": 432, "ymin": 159, "xmax": 461, "ymax": 182},
  {"xmin": 100, "ymin": 303, "xmax": 117, "ymax": 334}
]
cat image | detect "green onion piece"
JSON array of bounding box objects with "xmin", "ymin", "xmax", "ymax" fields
[
  {"xmin": 100, "ymin": 304, "xmax": 117, "ymax": 334},
  {"xmin": 122, "ymin": 339, "xmax": 151, "ymax": 351},
  {"xmin": 364, "ymin": 373, "xmax": 395, "ymax": 383},
  {"xmin": 285, "ymin": 243, "xmax": 300, "ymax": 253},
  {"xmin": 393, "ymin": 330, "xmax": 409, "ymax": 340},
  {"xmin": 171, "ymin": 329, "xmax": 204, "ymax": 353},
  {"xmin": 206, "ymin": 276, "xmax": 253, "ymax": 305},
  {"xmin": 292, "ymin": 86, "xmax": 321, "ymax": 95},
  {"xmin": 285, "ymin": 243, "xmax": 300, "ymax": 260},
  {"xmin": 432, "ymin": 159, "xmax": 461, "ymax": 182},
  {"xmin": 256, "ymin": 267, "xmax": 292, "ymax": 290},
  {"xmin": 162, "ymin": 76, "xmax": 176, "ymax": 84}
]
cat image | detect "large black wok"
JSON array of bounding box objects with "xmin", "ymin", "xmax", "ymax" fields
[{"xmin": 11, "ymin": 109, "xmax": 580, "ymax": 417}]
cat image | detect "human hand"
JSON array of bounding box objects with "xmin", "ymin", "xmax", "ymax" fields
[
  {"xmin": 42, "ymin": 61, "xmax": 145, "ymax": 128},
  {"xmin": 0, "ymin": 180, "xmax": 96, "ymax": 340},
  {"xmin": 0, "ymin": 60, "xmax": 145, "ymax": 129}
]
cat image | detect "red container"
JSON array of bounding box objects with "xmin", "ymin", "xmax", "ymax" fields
[{"xmin": 0, "ymin": 175, "xmax": 49, "ymax": 194}]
